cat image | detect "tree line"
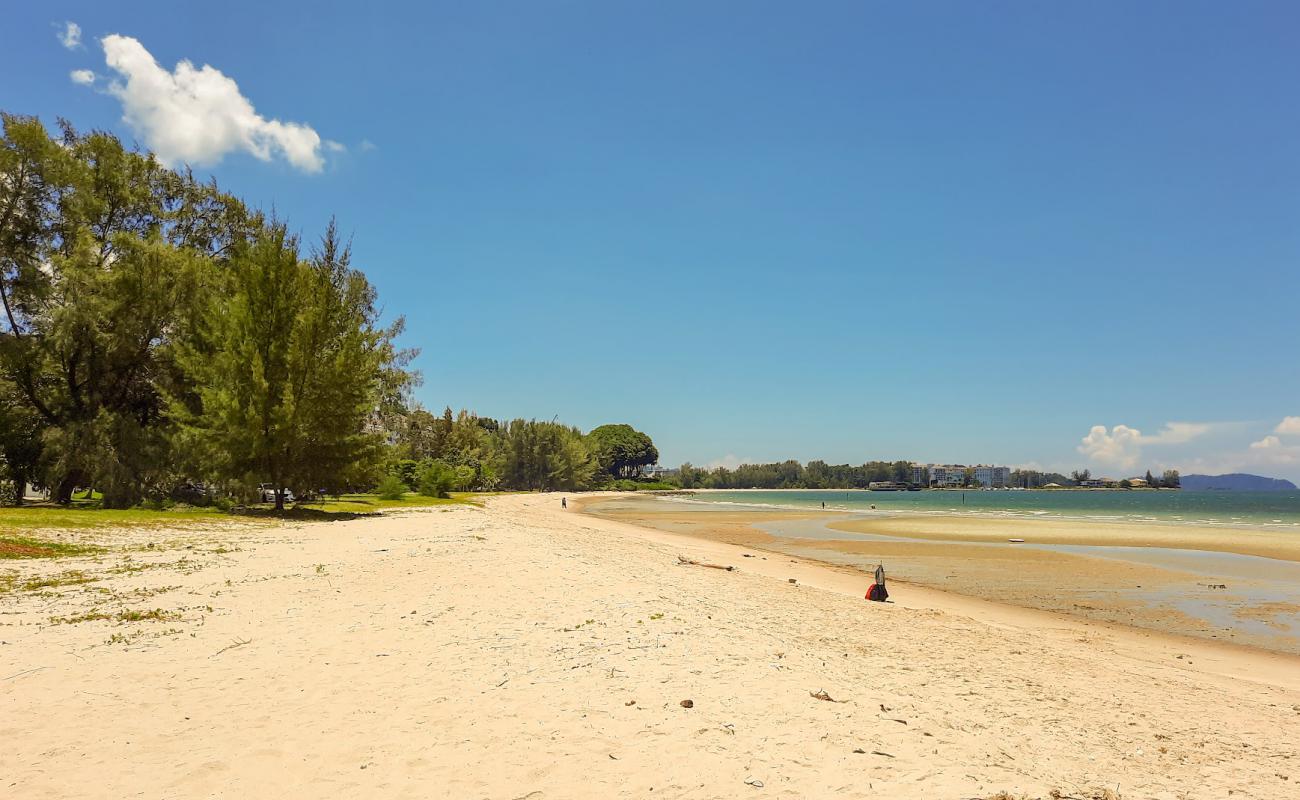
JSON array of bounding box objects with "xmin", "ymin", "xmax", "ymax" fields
[
  {"xmin": 379, "ymin": 411, "xmax": 660, "ymax": 495},
  {"xmin": 672, "ymin": 462, "xmax": 1182, "ymax": 490},
  {"xmin": 677, "ymin": 460, "xmax": 916, "ymax": 490},
  {"xmin": 0, "ymin": 112, "xmax": 662, "ymax": 509}
]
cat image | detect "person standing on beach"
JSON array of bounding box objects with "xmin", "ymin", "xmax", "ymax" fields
[
  {"xmin": 561, "ymin": 497, "xmax": 567, "ymax": 509},
  {"xmin": 868, "ymin": 564, "xmax": 888, "ymax": 602}
]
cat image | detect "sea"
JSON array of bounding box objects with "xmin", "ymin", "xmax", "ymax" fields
[{"xmin": 659, "ymin": 489, "xmax": 1300, "ymax": 530}]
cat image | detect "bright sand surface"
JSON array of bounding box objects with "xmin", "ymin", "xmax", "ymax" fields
[
  {"xmin": 4, "ymin": 493, "xmax": 1300, "ymax": 799},
  {"xmin": 582, "ymin": 495, "xmax": 1300, "ymax": 655}
]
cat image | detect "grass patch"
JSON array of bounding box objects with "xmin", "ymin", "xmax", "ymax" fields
[
  {"xmin": 20, "ymin": 569, "xmax": 97, "ymax": 591},
  {"xmin": 1, "ymin": 533, "xmax": 102, "ymax": 560},
  {"xmin": 50, "ymin": 607, "xmax": 182, "ymax": 626},
  {"xmin": 116, "ymin": 608, "xmax": 181, "ymax": 623},
  {"xmin": 290, "ymin": 492, "xmax": 481, "ymax": 515},
  {"xmin": 0, "ymin": 505, "xmax": 234, "ymax": 555},
  {"xmin": 50, "ymin": 610, "xmax": 112, "ymax": 625}
]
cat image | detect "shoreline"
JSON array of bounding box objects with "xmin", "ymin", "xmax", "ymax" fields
[
  {"xmin": 649, "ymin": 487, "xmax": 1300, "ymax": 533},
  {"xmin": 577, "ymin": 493, "xmax": 1300, "ymax": 659}
]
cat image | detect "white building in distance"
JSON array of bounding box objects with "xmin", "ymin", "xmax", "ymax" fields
[{"xmin": 911, "ymin": 463, "xmax": 1011, "ymax": 488}]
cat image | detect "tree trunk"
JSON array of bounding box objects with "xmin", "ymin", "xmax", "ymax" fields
[
  {"xmin": 55, "ymin": 473, "xmax": 80, "ymax": 505},
  {"xmin": 275, "ymin": 489, "xmax": 285, "ymax": 512},
  {"xmin": 11, "ymin": 472, "xmax": 25, "ymax": 507}
]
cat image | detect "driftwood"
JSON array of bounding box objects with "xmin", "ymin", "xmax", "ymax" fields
[
  {"xmin": 677, "ymin": 555, "xmax": 735, "ymax": 572},
  {"xmin": 810, "ymin": 689, "xmax": 847, "ymax": 703}
]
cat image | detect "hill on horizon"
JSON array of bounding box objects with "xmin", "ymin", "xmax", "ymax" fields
[{"xmin": 1180, "ymin": 473, "xmax": 1298, "ymax": 491}]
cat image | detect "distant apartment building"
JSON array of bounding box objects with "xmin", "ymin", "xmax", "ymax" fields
[
  {"xmin": 974, "ymin": 465, "xmax": 1010, "ymax": 488},
  {"xmin": 928, "ymin": 465, "xmax": 967, "ymax": 487},
  {"xmin": 910, "ymin": 463, "xmax": 1010, "ymax": 487},
  {"xmin": 640, "ymin": 464, "xmax": 679, "ymax": 480}
]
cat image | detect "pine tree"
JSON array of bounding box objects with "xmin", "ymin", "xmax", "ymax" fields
[{"xmin": 175, "ymin": 220, "xmax": 400, "ymax": 510}]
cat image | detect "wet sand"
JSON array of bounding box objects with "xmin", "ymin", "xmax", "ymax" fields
[{"xmin": 581, "ymin": 496, "xmax": 1300, "ymax": 654}]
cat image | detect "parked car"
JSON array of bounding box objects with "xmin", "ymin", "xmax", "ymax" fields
[{"xmin": 258, "ymin": 484, "xmax": 295, "ymax": 504}]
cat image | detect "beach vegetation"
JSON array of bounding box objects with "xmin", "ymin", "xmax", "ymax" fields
[
  {"xmin": 588, "ymin": 424, "xmax": 658, "ymax": 479},
  {"xmin": 0, "ymin": 114, "xmax": 413, "ymax": 512},
  {"xmin": 3, "ymin": 112, "xmax": 663, "ymax": 506},
  {"xmin": 416, "ymin": 460, "xmax": 457, "ymax": 497},
  {"xmin": 375, "ymin": 475, "xmax": 408, "ymax": 501},
  {"xmin": 1, "ymin": 534, "xmax": 101, "ymax": 560}
]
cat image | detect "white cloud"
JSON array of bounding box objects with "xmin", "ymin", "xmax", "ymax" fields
[
  {"xmin": 1078, "ymin": 425, "xmax": 1145, "ymax": 469},
  {"xmin": 359, "ymin": 139, "xmax": 377, "ymax": 152},
  {"xmin": 88, "ymin": 34, "xmax": 328, "ymax": 173},
  {"xmin": 69, "ymin": 69, "xmax": 95, "ymax": 86},
  {"xmin": 1251, "ymin": 435, "xmax": 1281, "ymax": 450},
  {"xmin": 1077, "ymin": 421, "xmax": 1221, "ymax": 470},
  {"xmin": 1141, "ymin": 421, "xmax": 1212, "ymax": 445},
  {"xmin": 1275, "ymin": 416, "xmax": 1300, "ymax": 436},
  {"xmin": 59, "ymin": 22, "xmax": 81, "ymax": 50},
  {"xmin": 324, "ymin": 140, "xmax": 346, "ymax": 153}
]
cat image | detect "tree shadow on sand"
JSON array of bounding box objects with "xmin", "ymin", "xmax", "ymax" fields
[{"xmin": 230, "ymin": 506, "xmax": 381, "ymax": 522}]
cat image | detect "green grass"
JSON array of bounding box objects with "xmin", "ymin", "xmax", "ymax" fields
[
  {"xmin": 293, "ymin": 492, "xmax": 482, "ymax": 513},
  {"xmin": 0, "ymin": 533, "xmax": 103, "ymax": 560},
  {"xmin": 0, "ymin": 504, "xmax": 226, "ymax": 533},
  {"xmin": 0, "ymin": 492, "xmax": 483, "ymax": 557}
]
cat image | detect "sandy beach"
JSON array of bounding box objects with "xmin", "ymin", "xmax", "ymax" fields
[
  {"xmin": 582, "ymin": 494, "xmax": 1300, "ymax": 655},
  {"xmin": 3, "ymin": 492, "xmax": 1299, "ymax": 799}
]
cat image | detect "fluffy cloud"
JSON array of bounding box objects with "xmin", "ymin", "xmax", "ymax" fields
[
  {"xmin": 69, "ymin": 69, "xmax": 95, "ymax": 86},
  {"xmin": 1244, "ymin": 435, "xmax": 1300, "ymax": 466},
  {"xmin": 59, "ymin": 22, "xmax": 81, "ymax": 50},
  {"xmin": 1077, "ymin": 425, "xmax": 1145, "ymax": 469},
  {"xmin": 1275, "ymin": 416, "xmax": 1300, "ymax": 436},
  {"xmin": 87, "ymin": 34, "xmax": 327, "ymax": 172},
  {"xmin": 1076, "ymin": 421, "xmax": 1217, "ymax": 470}
]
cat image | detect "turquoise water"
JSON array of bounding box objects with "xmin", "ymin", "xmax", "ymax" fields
[{"xmin": 666, "ymin": 489, "xmax": 1300, "ymax": 529}]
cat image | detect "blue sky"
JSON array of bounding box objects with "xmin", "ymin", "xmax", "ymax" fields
[{"xmin": 5, "ymin": 2, "xmax": 1299, "ymax": 479}]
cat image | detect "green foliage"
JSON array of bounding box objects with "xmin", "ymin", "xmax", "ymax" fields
[
  {"xmin": 0, "ymin": 115, "xmax": 414, "ymax": 511},
  {"xmin": 588, "ymin": 424, "xmax": 659, "ymax": 479},
  {"xmin": 3, "ymin": 112, "xmax": 674, "ymax": 505},
  {"xmin": 602, "ymin": 479, "xmax": 678, "ymax": 491},
  {"xmin": 375, "ymin": 474, "xmax": 407, "ymax": 500},
  {"xmin": 173, "ymin": 219, "xmax": 404, "ymax": 510},
  {"xmin": 499, "ymin": 419, "xmax": 598, "ymax": 491},
  {"xmin": 389, "ymin": 459, "xmax": 420, "ymax": 491},
  {"xmin": 0, "ymin": 114, "xmax": 247, "ymax": 506},
  {"xmin": 417, "ymin": 460, "xmax": 456, "ymax": 498}
]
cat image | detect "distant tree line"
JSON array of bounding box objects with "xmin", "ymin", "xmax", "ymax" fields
[
  {"xmin": 670, "ymin": 462, "xmax": 1183, "ymax": 490},
  {"xmin": 677, "ymin": 460, "xmax": 916, "ymax": 490},
  {"xmin": 1067, "ymin": 468, "xmax": 1181, "ymax": 488},
  {"xmin": 379, "ymin": 410, "xmax": 660, "ymax": 494}
]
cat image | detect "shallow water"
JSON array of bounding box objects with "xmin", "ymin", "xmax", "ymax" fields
[
  {"xmin": 663, "ymin": 489, "xmax": 1300, "ymax": 529},
  {"xmin": 588, "ymin": 495, "xmax": 1300, "ymax": 652}
]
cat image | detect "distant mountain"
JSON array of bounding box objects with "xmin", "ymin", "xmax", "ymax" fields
[{"xmin": 1180, "ymin": 473, "xmax": 1298, "ymax": 491}]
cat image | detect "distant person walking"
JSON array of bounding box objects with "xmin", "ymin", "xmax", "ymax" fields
[{"xmin": 561, "ymin": 497, "xmax": 567, "ymax": 509}]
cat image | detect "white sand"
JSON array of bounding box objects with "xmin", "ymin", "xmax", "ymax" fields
[{"xmin": 2, "ymin": 492, "xmax": 1298, "ymax": 799}]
